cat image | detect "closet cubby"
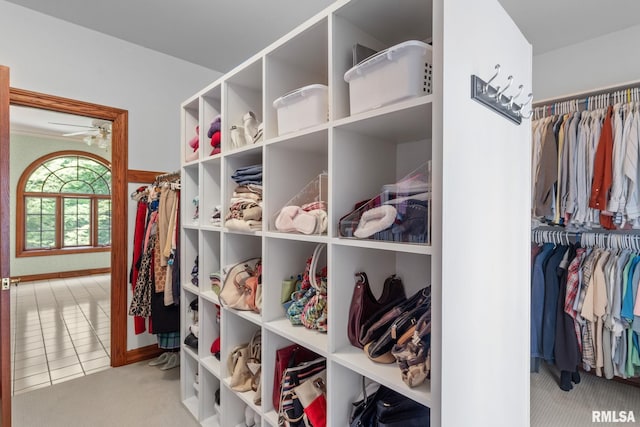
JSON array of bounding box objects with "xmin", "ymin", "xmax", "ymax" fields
[
  {"xmin": 181, "ymin": 0, "xmax": 532, "ymax": 425},
  {"xmin": 264, "ymin": 130, "xmax": 328, "ymax": 235},
  {"xmin": 182, "ymin": 229, "xmax": 199, "ymax": 294},
  {"xmin": 182, "ymin": 350, "xmax": 200, "ymax": 419},
  {"xmin": 201, "ymin": 159, "xmax": 222, "ymax": 229},
  {"xmin": 262, "ymin": 238, "xmax": 329, "ymax": 356},
  {"xmin": 183, "ymin": 96, "xmax": 201, "ymax": 164},
  {"xmin": 224, "ymin": 59, "xmax": 263, "ymax": 154},
  {"xmin": 199, "ymin": 230, "xmax": 221, "ymax": 301},
  {"xmin": 200, "ymin": 369, "xmax": 221, "ymax": 427},
  {"xmin": 202, "ymin": 84, "xmax": 222, "ymax": 159},
  {"xmin": 199, "ymin": 289, "xmax": 220, "ymax": 360},
  {"xmin": 220, "ymin": 386, "xmax": 257, "ymax": 427},
  {"xmin": 331, "ymin": 0, "xmax": 433, "ymax": 121},
  {"xmin": 183, "ymin": 165, "xmax": 200, "ymax": 227},
  {"xmin": 264, "ymin": 17, "xmax": 328, "ymax": 140}
]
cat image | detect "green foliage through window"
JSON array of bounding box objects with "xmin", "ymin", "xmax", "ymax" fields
[{"xmin": 21, "ymin": 153, "xmax": 111, "ymax": 253}]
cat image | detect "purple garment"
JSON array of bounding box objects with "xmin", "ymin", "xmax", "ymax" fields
[{"xmin": 207, "ymin": 115, "xmax": 221, "ymax": 138}]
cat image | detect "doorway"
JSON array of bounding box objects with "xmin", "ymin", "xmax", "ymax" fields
[
  {"xmin": 8, "ymin": 89, "xmax": 129, "ymax": 383},
  {"xmin": 9, "ymin": 106, "xmax": 114, "ymax": 393}
]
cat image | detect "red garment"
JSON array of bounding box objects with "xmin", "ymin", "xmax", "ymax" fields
[
  {"xmin": 589, "ymin": 106, "xmax": 614, "ymax": 213},
  {"xmin": 130, "ymin": 193, "xmax": 148, "ymax": 334}
]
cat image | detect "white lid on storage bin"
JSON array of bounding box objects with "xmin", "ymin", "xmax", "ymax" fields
[
  {"xmin": 272, "ymin": 84, "xmax": 329, "ymax": 136},
  {"xmin": 344, "ymin": 40, "xmax": 430, "ymax": 82},
  {"xmin": 272, "ymin": 84, "xmax": 328, "ymax": 109}
]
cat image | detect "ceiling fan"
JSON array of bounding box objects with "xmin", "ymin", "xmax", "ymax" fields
[{"xmin": 49, "ymin": 119, "xmax": 112, "ymax": 148}]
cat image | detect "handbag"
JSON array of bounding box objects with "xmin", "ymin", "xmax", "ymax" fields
[
  {"xmin": 348, "ymin": 272, "xmax": 406, "ymax": 348},
  {"xmin": 292, "ymin": 369, "xmax": 326, "ymax": 427},
  {"xmin": 244, "ymin": 260, "xmax": 262, "ymax": 313},
  {"xmin": 391, "ymin": 308, "xmax": 431, "ymax": 387},
  {"xmin": 228, "ymin": 343, "xmax": 252, "ymax": 391},
  {"xmin": 364, "ymin": 287, "xmax": 430, "ymax": 363},
  {"xmin": 228, "ymin": 330, "xmax": 261, "ymax": 393},
  {"xmin": 281, "ymin": 275, "xmax": 301, "ymax": 305},
  {"xmin": 273, "ymin": 344, "xmax": 320, "ymax": 410},
  {"xmin": 279, "ymin": 357, "xmax": 326, "ymax": 427},
  {"xmin": 300, "ymin": 244, "xmax": 328, "ymax": 331},
  {"xmin": 359, "ymin": 286, "xmax": 430, "ymax": 351},
  {"xmin": 349, "ymin": 381, "xmax": 430, "ymax": 427},
  {"xmin": 287, "ymin": 244, "xmax": 326, "ymax": 326},
  {"xmin": 184, "ymin": 332, "xmax": 198, "ymax": 349},
  {"xmin": 374, "ymin": 386, "xmax": 430, "ymax": 427},
  {"xmin": 219, "ymin": 257, "xmax": 262, "ymax": 312}
]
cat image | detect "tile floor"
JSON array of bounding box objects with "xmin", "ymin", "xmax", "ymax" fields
[{"xmin": 10, "ymin": 274, "xmax": 111, "ymax": 395}]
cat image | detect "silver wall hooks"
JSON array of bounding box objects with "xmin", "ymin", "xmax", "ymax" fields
[{"xmin": 471, "ymin": 64, "xmax": 532, "ymax": 125}]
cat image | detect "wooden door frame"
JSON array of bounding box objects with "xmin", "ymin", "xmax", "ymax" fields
[
  {"xmin": 9, "ymin": 88, "xmax": 129, "ymax": 367},
  {"xmin": 1, "ymin": 65, "xmax": 12, "ymax": 427}
]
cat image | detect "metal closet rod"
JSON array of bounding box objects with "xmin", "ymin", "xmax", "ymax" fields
[
  {"xmin": 533, "ymin": 80, "xmax": 640, "ymax": 109},
  {"xmin": 155, "ymin": 171, "xmax": 180, "ymax": 183}
]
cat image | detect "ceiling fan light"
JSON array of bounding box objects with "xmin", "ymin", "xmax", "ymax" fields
[{"xmin": 97, "ymin": 137, "xmax": 109, "ymax": 149}]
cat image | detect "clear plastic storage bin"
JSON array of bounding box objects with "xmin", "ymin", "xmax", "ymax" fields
[
  {"xmin": 272, "ymin": 173, "xmax": 328, "ymax": 235},
  {"xmin": 338, "ymin": 162, "xmax": 431, "ymax": 244},
  {"xmin": 272, "ymin": 84, "xmax": 329, "ymax": 136},
  {"xmin": 344, "ymin": 40, "xmax": 433, "ymax": 115}
]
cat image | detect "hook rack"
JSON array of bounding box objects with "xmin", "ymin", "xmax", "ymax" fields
[{"xmin": 470, "ymin": 64, "xmax": 532, "ymax": 125}]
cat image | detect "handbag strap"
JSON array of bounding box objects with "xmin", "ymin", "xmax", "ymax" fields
[{"xmin": 309, "ymin": 243, "xmax": 326, "ymax": 291}]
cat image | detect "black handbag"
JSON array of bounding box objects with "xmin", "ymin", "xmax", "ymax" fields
[
  {"xmin": 375, "ymin": 387, "xmax": 430, "ymax": 427},
  {"xmin": 349, "ymin": 382, "xmax": 430, "ymax": 427},
  {"xmin": 361, "ymin": 287, "xmax": 430, "ymax": 363},
  {"xmin": 359, "ymin": 286, "xmax": 430, "ymax": 347},
  {"xmin": 184, "ymin": 332, "xmax": 198, "ymax": 349}
]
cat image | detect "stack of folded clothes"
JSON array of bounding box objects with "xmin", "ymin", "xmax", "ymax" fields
[{"xmin": 225, "ymin": 164, "xmax": 263, "ymax": 231}]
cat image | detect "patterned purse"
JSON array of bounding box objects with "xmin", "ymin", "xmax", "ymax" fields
[
  {"xmin": 391, "ymin": 308, "xmax": 431, "ymax": 387},
  {"xmin": 300, "ymin": 244, "xmax": 328, "ymax": 332}
]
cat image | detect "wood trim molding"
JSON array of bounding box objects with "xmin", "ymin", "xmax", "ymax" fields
[
  {"xmin": 1, "ymin": 65, "xmax": 12, "ymax": 427},
  {"xmin": 12, "ymin": 267, "xmax": 110, "ymax": 284},
  {"xmin": 125, "ymin": 344, "xmax": 164, "ymax": 365},
  {"xmin": 9, "ymin": 87, "xmax": 129, "ymax": 367},
  {"xmin": 128, "ymin": 169, "xmax": 166, "ymax": 184}
]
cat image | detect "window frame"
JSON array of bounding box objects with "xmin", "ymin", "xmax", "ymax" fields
[{"xmin": 16, "ymin": 150, "xmax": 112, "ymax": 257}]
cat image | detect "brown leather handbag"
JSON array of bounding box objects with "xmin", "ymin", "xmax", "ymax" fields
[{"xmin": 347, "ymin": 272, "xmax": 406, "ymax": 348}]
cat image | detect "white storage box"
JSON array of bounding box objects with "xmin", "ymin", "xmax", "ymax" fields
[
  {"xmin": 344, "ymin": 40, "xmax": 432, "ymax": 115},
  {"xmin": 272, "ymin": 84, "xmax": 328, "ymax": 136}
]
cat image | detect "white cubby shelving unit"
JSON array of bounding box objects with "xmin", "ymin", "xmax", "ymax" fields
[{"xmin": 180, "ymin": 0, "xmax": 532, "ymax": 426}]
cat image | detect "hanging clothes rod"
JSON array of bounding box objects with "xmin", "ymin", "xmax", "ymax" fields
[
  {"xmin": 532, "ymin": 227, "xmax": 640, "ymax": 250},
  {"xmin": 533, "ymin": 80, "xmax": 640, "ymax": 110},
  {"xmin": 155, "ymin": 171, "xmax": 180, "ymax": 183}
]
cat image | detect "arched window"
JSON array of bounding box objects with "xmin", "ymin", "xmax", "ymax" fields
[{"xmin": 16, "ymin": 151, "xmax": 112, "ymax": 257}]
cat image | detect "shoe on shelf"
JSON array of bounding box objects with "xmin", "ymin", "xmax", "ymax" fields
[
  {"xmin": 244, "ymin": 405, "xmax": 256, "ymax": 427},
  {"xmin": 160, "ymin": 353, "xmax": 180, "ymax": 370},
  {"xmin": 148, "ymin": 352, "xmax": 170, "ymax": 366}
]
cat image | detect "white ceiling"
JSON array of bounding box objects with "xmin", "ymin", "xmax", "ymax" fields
[
  {"xmin": 10, "ymin": 105, "xmax": 108, "ymax": 143},
  {"xmin": 7, "ymin": 0, "xmax": 640, "ymax": 137},
  {"xmin": 5, "ymin": 0, "xmax": 640, "ymax": 73}
]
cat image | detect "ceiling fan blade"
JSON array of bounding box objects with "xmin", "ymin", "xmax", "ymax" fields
[
  {"xmin": 63, "ymin": 130, "xmax": 94, "ymax": 136},
  {"xmin": 49, "ymin": 122, "xmax": 96, "ymax": 129}
]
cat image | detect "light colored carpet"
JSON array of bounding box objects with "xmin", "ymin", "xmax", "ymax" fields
[
  {"xmin": 12, "ymin": 360, "xmax": 199, "ymax": 427},
  {"xmin": 531, "ymin": 363, "xmax": 640, "ymax": 427}
]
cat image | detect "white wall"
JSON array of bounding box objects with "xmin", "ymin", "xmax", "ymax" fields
[
  {"xmin": 9, "ymin": 132, "xmax": 112, "ymax": 276},
  {"xmin": 0, "ymin": 0, "xmax": 221, "ymax": 350},
  {"xmin": 533, "ymin": 23, "xmax": 640, "ymax": 101}
]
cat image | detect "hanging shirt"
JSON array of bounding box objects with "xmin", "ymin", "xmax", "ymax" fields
[
  {"xmin": 608, "ymin": 103, "xmax": 630, "ymax": 215},
  {"xmin": 534, "ymin": 121, "xmax": 559, "ymax": 218},
  {"xmin": 590, "ymin": 106, "xmax": 615, "ymax": 228},
  {"xmin": 624, "ymin": 106, "xmax": 640, "ymax": 222}
]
